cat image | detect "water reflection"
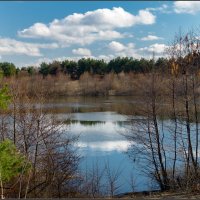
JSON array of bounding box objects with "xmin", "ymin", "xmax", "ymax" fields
[
  {"xmin": 66, "ymin": 111, "xmax": 150, "ymax": 193},
  {"xmin": 68, "ymin": 120, "xmax": 127, "ymax": 144},
  {"xmin": 70, "ymin": 111, "xmax": 128, "ymax": 122},
  {"xmin": 77, "ymin": 140, "xmax": 130, "ymax": 152}
]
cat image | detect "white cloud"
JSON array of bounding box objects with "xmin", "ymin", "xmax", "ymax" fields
[
  {"xmin": 20, "ymin": 23, "xmax": 51, "ymax": 38},
  {"xmin": 141, "ymin": 35, "xmax": 163, "ymax": 41},
  {"xmin": 108, "ymin": 41, "xmax": 126, "ymax": 52},
  {"xmin": 0, "ymin": 38, "xmax": 58, "ymax": 57},
  {"xmin": 140, "ymin": 43, "xmax": 168, "ymax": 54},
  {"xmin": 108, "ymin": 41, "xmax": 141, "ymax": 58},
  {"xmin": 135, "ymin": 10, "xmax": 156, "ymax": 25},
  {"xmin": 146, "ymin": 4, "xmax": 170, "ymax": 14},
  {"xmin": 72, "ymin": 48, "xmax": 91, "ymax": 56},
  {"xmin": 97, "ymin": 54, "xmax": 115, "ymax": 61},
  {"xmin": 174, "ymin": 1, "xmax": 200, "ymax": 14},
  {"xmin": 18, "ymin": 7, "xmax": 156, "ymax": 46}
]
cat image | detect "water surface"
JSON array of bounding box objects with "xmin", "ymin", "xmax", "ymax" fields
[{"xmin": 48, "ymin": 97, "xmax": 158, "ymax": 193}]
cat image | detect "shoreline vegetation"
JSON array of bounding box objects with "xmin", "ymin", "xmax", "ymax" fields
[
  {"xmin": 2, "ymin": 70, "xmax": 200, "ymax": 121},
  {"xmin": 0, "ymin": 56, "xmax": 169, "ymax": 97}
]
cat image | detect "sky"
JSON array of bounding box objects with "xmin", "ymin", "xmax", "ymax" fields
[{"xmin": 0, "ymin": 1, "xmax": 200, "ymax": 67}]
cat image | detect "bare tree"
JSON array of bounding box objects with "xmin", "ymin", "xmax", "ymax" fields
[
  {"xmin": 105, "ymin": 160, "xmax": 123, "ymax": 197},
  {"xmin": 0, "ymin": 81, "xmax": 81, "ymax": 198}
]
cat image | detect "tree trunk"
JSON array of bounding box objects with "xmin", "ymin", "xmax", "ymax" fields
[{"xmin": 0, "ymin": 171, "xmax": 4, "ymax": 199}]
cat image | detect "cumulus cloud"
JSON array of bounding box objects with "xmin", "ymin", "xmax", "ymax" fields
[
  {"xmin": 12, "ymin": 41, "xmax": 170, "ymax": 67},
  {"xmin": 108, "ymin": 41, "xmax": 126, "ymax": 52},
  {"xmin": 0, "ymin": 38, "xmax": 58, "ymax": 56},
  {"xmin": 108, "ymin": 41, "xmax": 141, "ymax": 58},
  {"xmin": 135, "ymin": 10, "xmax": 156, "ymax": 25},
  {"xmin": 140, "ymin": 43, "xmax": 168, "ymax": 54},
  {"xmin": 141, "ymin": 35, "xmax": 163, "ymax": 41},
  {"xmin": 18, "ymin": 7, "xmax": 156, "ymax": 46},
  {"xmin": 20, "ymin": 23, "xmax": 51, "ymax": 38},
  {"xmin": 21, "ymin": 42, "xmax": 170, "ymax": 67},
  {"xmin": 97, "ymin": 54, "xmax": 115, "ymax": 61},
  {"xmin": 174, "ymin": 1, "xmax": 200, "ymax": 14},
  {"xmin": 72, "ymin": 48, "xmax": 91, "ymax": 56}
]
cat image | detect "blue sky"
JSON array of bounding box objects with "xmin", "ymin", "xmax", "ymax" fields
[{"xmin": 0, "ymin": 1, "xmax": 200, "ymax": 67}]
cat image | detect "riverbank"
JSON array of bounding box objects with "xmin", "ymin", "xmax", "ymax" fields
[
  {"xmin": 1, "ymin": 73, "xmax": 165, "ymax": 97},
  {"xmin": 4, "ymin": 72, "xmax": 200, "ymax": 121}
]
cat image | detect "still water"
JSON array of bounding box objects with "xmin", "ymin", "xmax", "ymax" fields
[{"xmin": 48, "ymin": 96, "xmax": 155, "ymax": 194}]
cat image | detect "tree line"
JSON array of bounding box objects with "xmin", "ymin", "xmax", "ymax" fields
[
  {"xmin": 2, "ymin": 55, "xmax": 200, "ymax": 80},
  {"xmin": 0, "ymin": 57, "xmax": 169, "ymax": 79}
]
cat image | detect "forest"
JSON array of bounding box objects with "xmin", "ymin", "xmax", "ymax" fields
[{"xmin": 0, "ymin": 56, "xmax": 168, "ymax": 79}]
